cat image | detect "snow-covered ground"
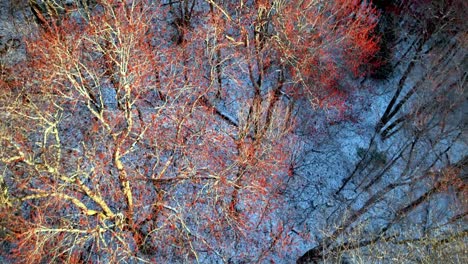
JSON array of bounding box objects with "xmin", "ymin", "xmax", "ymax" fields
[{"xmin": 1, "ymin": 1, "xmax": 465, "ymax": 263}]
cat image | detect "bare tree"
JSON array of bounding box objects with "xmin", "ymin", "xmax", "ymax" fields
[{"xmin": 297, "ymin": 1, "xmax": 467, "ymax": 262}]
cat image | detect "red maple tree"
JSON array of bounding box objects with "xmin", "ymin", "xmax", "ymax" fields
[{"xmin": 1, "ymin": 0, "xmax": 380, "ymax": 262}]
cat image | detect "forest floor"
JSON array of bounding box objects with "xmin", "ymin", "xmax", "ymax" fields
[{"xmin": 1, "ymin": 1, "xmax": 466, "ymax": 263}]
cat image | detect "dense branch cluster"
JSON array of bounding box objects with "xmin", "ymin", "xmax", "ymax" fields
[{"xmin": 0, "ymin": 0, "xmax": 465, "ymax": 263}]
